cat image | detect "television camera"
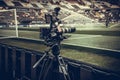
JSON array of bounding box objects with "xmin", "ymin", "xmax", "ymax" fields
[
  {"xmin": 33, "ymin": 7, "xmax": 76, "ymax": 80},
  {"xmin": 40, "ymin": 7, "xmax": 76, "ymax": 48}
]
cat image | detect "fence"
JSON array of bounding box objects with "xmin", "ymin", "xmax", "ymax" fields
[{"xmin": 0, "ymin": 44, "xmax": 120, "ymax": 80}]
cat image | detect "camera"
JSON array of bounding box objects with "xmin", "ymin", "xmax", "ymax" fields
[
  {"xmin": 40, "ymin": 7, "xmax": 76, "ymax": 46},
  {"xmin": 34, "ymin": 8, "xmax": 74, "ymax": 80}
]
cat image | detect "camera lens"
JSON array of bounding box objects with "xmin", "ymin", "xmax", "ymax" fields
[{"xmin": 61, "ymin": 27, "xmax": 76, "ymax": 33}]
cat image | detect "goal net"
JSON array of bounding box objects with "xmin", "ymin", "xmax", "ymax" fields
[{"xmin": 0, "ymin": 9, "xmax": 18, "ymax": 39}]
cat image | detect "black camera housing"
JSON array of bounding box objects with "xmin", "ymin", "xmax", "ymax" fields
[{"xmin": 40, "ymin": 7, "xmax": 76, "ymax": 46}]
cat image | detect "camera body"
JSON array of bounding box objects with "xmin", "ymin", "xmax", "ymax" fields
[{"xmin": 40, "ymin": 7, "xmax": 76, "ymax": 46}]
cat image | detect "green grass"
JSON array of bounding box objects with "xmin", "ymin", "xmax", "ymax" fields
[{"xmin": 61, "ymin": 48, "xmax": 120, "ymax": 71}]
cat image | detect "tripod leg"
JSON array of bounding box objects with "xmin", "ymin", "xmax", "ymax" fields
[
  {"xmin": 39, "ymin": 58, "xmax": 47, "ymax": 80},
  {"xmin": 57, "ymin": 56, "xmax": 71, "ymax": 80},
  {"xmin": 39, "ymin": 58, "xmax": 53, "ymax": 80},
  {"xmin": 43, "ymin": 58, "xmax": 53, "ymax": 80},
  {"xmin": 33, "ymin": 53, "xmax": 47, "ymax": 68}
]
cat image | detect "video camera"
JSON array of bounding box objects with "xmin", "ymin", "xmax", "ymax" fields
[
  {"xmin": 33, "ymin": 7, "xmax": 74, "ymax": 80},
  {"xmin": 40, "ymin": 7, "xmax": 76, "ymax": 46}
]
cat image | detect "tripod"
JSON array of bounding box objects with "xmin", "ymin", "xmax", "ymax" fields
[{"xmin": 33, "ymin": 44, "xmax": 71, "ymax": 80}]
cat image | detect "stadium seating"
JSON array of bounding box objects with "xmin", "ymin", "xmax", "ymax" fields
[{"xmin": 0, "ymin": 0, "xmax": 119, "ymax": 26}]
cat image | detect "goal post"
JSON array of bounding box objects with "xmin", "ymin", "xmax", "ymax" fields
[{"xmin": 0, "ymin": 9, "xmax": 18, "ymax": 39}]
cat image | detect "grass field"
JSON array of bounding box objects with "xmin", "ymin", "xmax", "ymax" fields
[
  {"xmin": 0, "ymin": 24, "xmax": 120, "ymax": 72},
  {"xmin": 61, "ymin": 48, "xmax": 120, "ymax": 72}
]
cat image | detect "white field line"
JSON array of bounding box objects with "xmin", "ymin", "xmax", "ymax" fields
[
  {"xmin": 0, "ymin": 36, "xmax": 17, "ymax": 39},
  {"xmin": 68, "ymin": 35, "xmax": 102, "ymax": 40}
]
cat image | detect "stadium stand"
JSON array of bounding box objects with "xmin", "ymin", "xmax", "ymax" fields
[{"xmin": 0, "ymin": 0, "xmax": 119, "ymax": 27}]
